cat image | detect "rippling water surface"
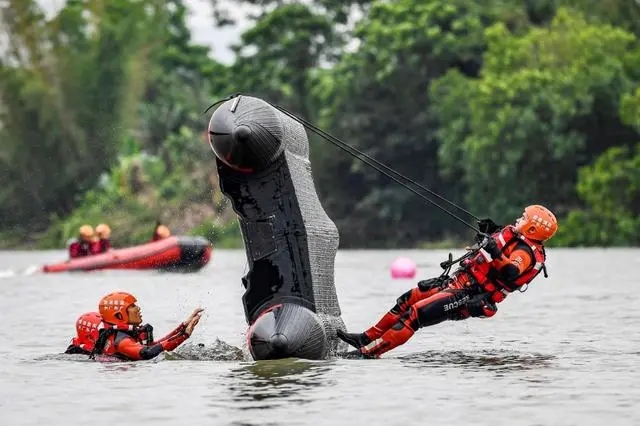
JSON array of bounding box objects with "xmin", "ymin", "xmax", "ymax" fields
[{"xmin": 1, "ymin": 248, "xmax": 638, "ymax": 426}]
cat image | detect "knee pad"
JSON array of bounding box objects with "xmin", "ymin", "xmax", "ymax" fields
[
  {"xmin": 392, "ymin": 308, "xmax": 420, "ymax": 332},
  {"xmin": 393, "ymin": 288, "xmax": 415, "ymax": 313}
]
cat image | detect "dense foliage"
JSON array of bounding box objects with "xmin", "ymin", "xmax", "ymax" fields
[{"xmin": 1, "ymin": 0, "xmax": 638, "ymax": 248}]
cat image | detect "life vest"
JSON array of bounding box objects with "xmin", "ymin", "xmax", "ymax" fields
[
  {"xmin": 461, "ymin": 225, "xmax": 546, "ymax": 297},
  {"xmin": 68, "ymin": 238, "xmax": 90, "ymax": 254},
  {"xmin": 68, "ymin": 238, "xmax": 99, "ymax": 257},
  {"xmin": 91, "ymin": 323, "xmax": 154, "ymax": 358},
  {"xmin": 97, "ymin": 238, "xmax": 111, "ymax": 253}
]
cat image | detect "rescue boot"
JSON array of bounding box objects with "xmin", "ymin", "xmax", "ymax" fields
[
  {"xmin": 337, "ymin": 310, "xmax": 404, "ymax": 350},
  {"xmin": 337, "ymin": 329, "xmax": 372, "ymax": 349},
  {"xmin": 360, "ymin": 320, "xmax": 416, "ymax": 358}
]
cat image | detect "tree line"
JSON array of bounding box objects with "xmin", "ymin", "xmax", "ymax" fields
[{"xmin": 0, "ymin": 0, "xmax": 638, "ymax": 249}]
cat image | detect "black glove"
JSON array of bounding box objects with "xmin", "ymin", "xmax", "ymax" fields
[
  {"xmin": 417, "ymin": 275, "xmax": 449, "ymax": 292},
  {"xmin": 467, "ymin": 293, "xmax": 491, "ymax": 308},
  {"xmin": 483, "ymin": 237, "xmax": 502, "ymax": 259},
  {"xmin": 465, "ymin": 293, "xmax": 497, "ymax": 318},
  {"xmin": 477, "ymin": 218, "xmax": 502, "ymax": 234}
]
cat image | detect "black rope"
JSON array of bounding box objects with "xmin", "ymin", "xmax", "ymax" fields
[{"xmin": 204, "ymin": 94, "xmax": 483, "ymax": 234}]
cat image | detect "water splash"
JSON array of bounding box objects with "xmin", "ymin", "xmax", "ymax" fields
[
  {"xmin": 0, "ymin": 265, "xmax": 39, "ymax": 278},
  {"xmin": 22, "ymin": 265, "xmax": 39, "ymax": 276},
  {"xmin": 0, "ymin": 269, "xmax": 15, "ymax": 278},
  {"xmin": 166, "ymin": 339, "xmax": 247, "ymax": 361}
]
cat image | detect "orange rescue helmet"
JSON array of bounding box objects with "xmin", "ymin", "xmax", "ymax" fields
[
  {"xmin": 95, "ymin": 223, "xmax": 111, "ymax": 239},
  {"xmin": 155, "ymin": 224, "xmax": 171, "ymax": 239},
  {"xmin": 98, "ymin": 291, "xmax": 137, "ymax": 327},
  {"xmin": 514, "ymin": 204, "xmax": 558, "ymax": 242},
  {"xmin": 79, "ymin": 225, "xmax": 94, "ymax": 240},
  {"xmin": 74, "ymin": 311, "xmax": 102, "ymax": 347}
]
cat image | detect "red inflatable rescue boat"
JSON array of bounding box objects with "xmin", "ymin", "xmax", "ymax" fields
[{"xmin": 41, "ymin": 236, "xmax": 212, "ymax": 273}]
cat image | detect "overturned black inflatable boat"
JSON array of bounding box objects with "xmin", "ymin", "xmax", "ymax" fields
[{"xmin": 207, "ymin": 95, "xmax": 347, "ymax": 360}]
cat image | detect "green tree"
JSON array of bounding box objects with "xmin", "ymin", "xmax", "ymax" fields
[
  {"xmin": 551, "ymin": 144, "xmax": 640, "ymax": 246},
  {"xmin": 621, "ymin": 87, "xmax": 640, "ymax": 128},
  {"xmin": 559, "ymin": 0, "xmax": 640, "ymax": 36},
  {"xmin": 138, "ymin": 0, "xmax": 230, "ymax": 158},
  {"xmin": 209, "ymin": 0, "xmax": 372, "ymax": 29},
  {"xmin": 432, "ymin": 8, "xmax": 640, "ymax": 225},
  {"xmin": 228, "ymin": 4, "xmax": 335, "ymax": 119},
  {"xmin": 551, "ymin": 81, "xmax": 640, "ymax": 246},
  {"xmin": 314, "ymin": 0, "xmax": 531, "ymax": 247},
  {"xmin": 0, "ymin": 0, "xmax": 164, "ymax": 229}
]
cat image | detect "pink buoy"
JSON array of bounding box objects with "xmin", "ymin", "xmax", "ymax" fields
[{"xmin": 390, "ymin": 257, "xmax": 417, "ymax": 279}]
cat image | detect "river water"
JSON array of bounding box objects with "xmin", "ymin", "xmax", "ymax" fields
[{"xmin": 0, "ymin": 248, "xmax": 638, "ymax": 426}]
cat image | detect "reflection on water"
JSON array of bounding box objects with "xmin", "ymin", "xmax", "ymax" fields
[
  {"xmin": 225, "ymin": 358, "xmax": 333, "ymax": 407},
  {"xmin": 398, "ymin": 349, "xmax": 555, "ymax": 373}
]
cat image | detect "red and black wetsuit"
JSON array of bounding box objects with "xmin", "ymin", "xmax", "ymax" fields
[
  {"xmin": 339, "ymin": 226, "xmax": 547, "ymax": 357},
  {"xmin": 91, "ymin": 323, "xmax": 190, "ymax": 361}
]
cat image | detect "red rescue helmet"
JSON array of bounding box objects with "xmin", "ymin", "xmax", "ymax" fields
[
  {"xmin": 155, "ymin": 224, "xmax": 171, "ymax": 239},
  {"xmin": 73, "ymin": 311, "xmax": 102, "ymax": 350},
  {"xmin": 514, "ymin": 204, "xmax": 558, "ymax": 242},
  {"xmin": 98, "ymin": 292, "xmax": 137, "ymax": 327},
  {"xmin": 95, "ymin": 223, "xmax": 111, "ymax": 239},
  {"xmin": 79, "ymin": 224, "xmax": 95, "ymax": 242}
]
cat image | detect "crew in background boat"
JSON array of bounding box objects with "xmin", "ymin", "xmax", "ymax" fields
[
  {"xmin": 68, "ymin": 225, "xmax": 100, "ymax": 258},
  {"xmin": 65, "ymin": 311, "xmax": 102, "ymax": 355},
  {"xmin": 95, "ymin": 223, "xmax": 112, "ymax": 253},
  {"xmin": 151, "ymin": 222, "xmax": 171, "ymax": 241},
  {"xmin": 90, "ymin": 291, "xmax": 202, "ymax": 361}
]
